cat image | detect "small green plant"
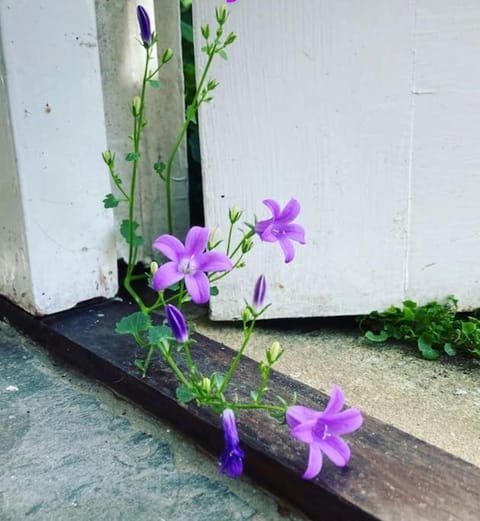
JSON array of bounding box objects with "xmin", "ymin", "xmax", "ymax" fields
[{"xmin": 358, "ymin": 296, "xmax": 480, "ymax": 360}]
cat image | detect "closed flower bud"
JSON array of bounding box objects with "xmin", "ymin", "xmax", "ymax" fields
[
  {"xmin": 132, "ymin": 96, "xmax": 141, "ymax": 116},
  {"xmin": 137, "ymin": 5, "xmax": 153, "ymax": 47},
  {"xmin": 224, "ymin": 32, "xmax": 237, "ymax": 46},
  {"xmin": 102, "ymin": 149, "xmax": 113, "ymax": 166},
  {"xmin": 266, "ymin": 341, "xmax": 283, "ymax": 364},
  {"xmin": 201, "ymin": 377, "xmax": 212, "ymax": 394},
  {"xmin": 150, "ymin": 261, "xmax": 158, "ymax": 274},
  {"xmin": 208, "ymin": 226, "xmax": 220, "ymax": 247},
  {"xmin": 241, "ymin": 308, "xmax": 253, "ymax": 323},
  {"xmin": 241, "ymin": 238, "xmax": 253, "ymax": 254},
  {"xmin": 252, "ymin": 275, "xmax": 266, "ymax": 309},
  {"xmin": 228, "ymin": 206, "xmax": 242, "ymax": 224},
  {"xmin": 216, "ymin": 4, "xmax": 227, "ymax": 25},
  {"xmin": 165, "ymin": 304, "xmax": 188, "ymax": 343},
  {"xmin": 207, "ymin": 79, "xmax": 219, "ymax": 91},
  {"xmin": 201, "ymin": 24, "xmax": 210, "ymax": 40},
  {"xmin": 162, "ymin": 48, "xmax": 173, "ymax": 64}
]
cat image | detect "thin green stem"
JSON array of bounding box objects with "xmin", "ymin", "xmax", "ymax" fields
[
  {"xmin": 218, "ymin": 318, "xmax": 256, "ymax": 394},
  {"xmin": 164, "ymin": 352, "xmax": 191, "ymax": 388},
  {"xmin": 123, "ymin": 47, "xmax": 151, "ymax": 311},
  {"xmin": 164, "ymin": 43, "xmax": 218, "ymax": 234}
]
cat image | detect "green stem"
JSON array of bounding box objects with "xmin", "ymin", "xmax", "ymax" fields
[
  {"xmin": 218, "ymin": 318, "xmax": 256, "ymax": 394},
  {"xmin": 164, "ymin": 352, "xmax": 191, "ymax": 388},
  {"xmin": 164, "ymin": 43, "xmax": 218, "ymax": 234},
  {"xmin": 142, "ymin": 345, "xmax": 155, "ymax": 378},
  {"xmin": 123, "ymin": 47, "xmax": 151, "ymax": 311}
]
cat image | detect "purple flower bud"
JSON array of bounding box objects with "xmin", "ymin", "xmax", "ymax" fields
[
  {"xmin": 137, "ymin": 5, "xmax": 152, "ymax": 46},
  {"xmin": 165, "ymin": 304, "xmax": 188, "ymax": 343},
  {"xmin": 253, "ymin": 274, "xmax": 267, "ymax": 309},
  {"xmin": 219, "ymin": 409, "xmax": 244, "ymax": 478}
]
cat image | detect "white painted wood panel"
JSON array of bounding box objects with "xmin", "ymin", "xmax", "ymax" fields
[
  {"xmin": 406, "ymin": 1, "xmax": 480, "ymax": 307},
  {"xmin": 95, "ymin": 0, "xmax": 189, "ymax": 261},
  {"xmin": 0, "ymin": 0, "xmax": 118, "ymax": 315},
  {"xmin": 194, "ymin": 0, "xmax": 416, "ymax": 319}
]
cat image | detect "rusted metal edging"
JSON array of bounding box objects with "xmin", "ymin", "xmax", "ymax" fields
[{"xmin": 1, "ymin": 296, "xmax": 479, "ymax": 521}]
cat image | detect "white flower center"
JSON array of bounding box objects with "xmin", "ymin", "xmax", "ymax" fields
[{"xmin": 179, "ymin": 256, "xmax": 197, "ymax": 275}]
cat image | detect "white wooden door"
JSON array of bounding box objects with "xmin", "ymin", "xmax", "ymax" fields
[{"xmin": 193, "ymin": 0, "xmax": 480, "ymax": 319}]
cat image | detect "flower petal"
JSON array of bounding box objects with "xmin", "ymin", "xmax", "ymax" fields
[
  {"xmin": 303, "ymin": 443, "xmax": 323, "ymax": 480},
  {"xmin": 284, "ymin": 224, "xmax": 306, "ymax": 244},
  {"xmin": 255, "ymin": 218, "xmax": 273, "ymax": 237},
  {"xmin": 185, "ymin": 226, "xmax": 209, "ymax": 256},
  {"xmin": 278, "ymin": 198, "xmax": 301, "ymax": 223},
  {"xmin": 153, "ymin": 234, "xmax": 184, "ymax": 261},
  {"xmin": 286, "ymin": 405, "xmax": 322, "ymax": 429},
  {"xmin": 319, "ymin": 436, "xmax": 351, "ymax": 467},
  {"xmin": 324, "ymin": 408, "xmax": 363, "ymax": 435},
  {"xmin": 290, "ymin": 421, "xmax": 319, "ymax": 444},
  {"xmin": 262, "ymin": 199, "xmax": 281, "ymax": 218},
  {"xmin": 196, "ymin": 251, "xmax": 232, "ymax": 273},
  {"xmin": 185, "ymin": 271, "xmax": 210, "ymax": 304},
  {"xmin": 257, "ymin": 223, "xmax": 278, "ymax": 243},
  {"xmin": 278, "ymin": 237, "xmax": 295, "ymax": 263},
  {"xmin": 152, "ymin": 262, "xmax": 183, "ymax": 291},
  {"xmin": 323, "ymin": 384, "xmax": 345, "ymax": 415}
]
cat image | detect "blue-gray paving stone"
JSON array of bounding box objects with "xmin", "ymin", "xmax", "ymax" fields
[{"xmin": 0, "ymin": 321, "xmax": 257, "ymax": 521}]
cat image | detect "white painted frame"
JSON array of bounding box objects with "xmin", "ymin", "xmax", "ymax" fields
[
  {"xmin": 194, "ymin": 0, "xmax": 480, "ymax": 319},
  {"xmin": 0, "ymin": 0, "xmax": 188, "ymax": 315}
]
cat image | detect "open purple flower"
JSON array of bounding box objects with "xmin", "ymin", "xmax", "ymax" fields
[
  {"xmin": 255, "ymin": 198, "xmax": 306, "ymax": 263},
  {"xmin": 165, "ymin": 304, "xmax": 188, "ymax": 343},
  {"xmin": 286, "ymin": 384, "xmax": 363, "ymax": 480},
  {"xmin": 137, "ymin": 5, "xmax": 152, "ymax": 46},
  {"xmin": 152, "ymin": 226, "xmax": 232, "ymax": 304},
  {"xmin": 219, "ymin": 408, "xmax": 244, "ymax": 478}
]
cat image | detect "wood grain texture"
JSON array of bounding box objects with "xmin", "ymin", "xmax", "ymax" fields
[
  {"xmin": 193, "ymin": 0, "xmax": 480, "ymax": 318},
  {"xmin": 2, "ymin": 295, "xmax": 479, "ymax": 521}
]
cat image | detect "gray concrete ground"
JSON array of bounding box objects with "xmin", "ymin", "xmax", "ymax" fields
[
  {"xmin": 0, "ymin": 320, "xmax": 306, "ymax": 521},
  {"xmin": 194, "ymin": 314, "xmax": 480, "ymax": 468}
]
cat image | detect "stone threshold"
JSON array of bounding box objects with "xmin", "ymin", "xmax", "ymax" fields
[{"xmin": 1, "ymin": 295, "xmax": 479, "ymax": 521}]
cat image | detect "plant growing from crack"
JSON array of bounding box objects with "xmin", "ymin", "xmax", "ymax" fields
[{"xmin": 102, "ymin": 2, "xmax": 362, "ymax": 480}]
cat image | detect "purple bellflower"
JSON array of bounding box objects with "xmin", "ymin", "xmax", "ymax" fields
[
  {"xmin": 165, "ymin": 304, "xmax": 188, "ymax": 343},
  {"xmin": 255, "ymin": 198, "xmax": 306, "ymax": 263},
  {"xmin": 252, "ymin": 274, "xmax": 267, "ymax": 309},
  {"xmin": 286, "ymin": 384, "xmax": 363, "ymax": 480},
  {"xmin": 152, "ymin": 226, "xmax": 232, "ymax": 304},
  {"xmin": 219, "ymin": 408, "xmax": 244, "ymax": 478},
  {"xmin": 137, "ymin": 5, "xmax": 152, "ymax": 46}
]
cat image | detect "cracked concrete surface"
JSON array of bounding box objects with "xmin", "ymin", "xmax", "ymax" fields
[{"xmin": 0, "ymin": 320, "xmax": 306, "ymax": 521}]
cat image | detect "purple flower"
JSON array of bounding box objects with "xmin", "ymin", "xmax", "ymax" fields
[
  {"xmin": 219, "ymin": 409, "xmax": 244, "ymax": 478},
  {"xmin": 152, "ymin": 226, "xmax": 232, "ymax": 304},
  {"xmin": 252, "ymin": 274, "xmax": 267, "ymax": 309},
  {"xmin": 226, "ymin": 0, "xmax": 237, "ymax": 3},
  {"xmin": 137, "ymin": 5, "xmax": 152, "ymax": 46},
  {"xmin": 165, "ymin": 304, "xmax": 188, "ymax": 343},
  {"xmin": 255, "ymin": 198, "xmax": 306, "ymax": 263},
  {"xmin": 286, "ymin": 384, "xmax": 363, "ymax": 480}
]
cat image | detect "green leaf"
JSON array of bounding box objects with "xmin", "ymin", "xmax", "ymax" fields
[
  {"xmin": 176, "ymin": 385, "xmax": 196, "ymax": 404},
  {"xmin": 250, "ymin": 391, "xmax": 259, "ymax": 402},
  {"xmin": 417, "ymin": 336, "xmax": 440, "ymax": 360},
  {"xmin": 154, "ymin": 161, "xmax": 166, "ymax": 175},
  {"xmin": 148, "ymin": 325, "xmax": 171, "ymax": 346},
  {"xmin": 103, "ymin": 193, "xmax": 120, "ymax": 208},
  {"xmin": 181, "ymin": 20, "xmax": 193, "ymax": 43},
  {"xmin": 148, "ymin": 79, "xmax": 161, "ymax": 89},
  {"xmin": 210, "ymin": 372, "xmax": 225, "ymax": 390},
  {"xmin": 115, "ymin": 312, "xmax": 151, "ymax": 336},
  {"xmin": 365, "ymin": 330, "xmax": 389, "ymax": 342},
  {"xmin": 218, "ymin": 49, "xmax": 228, "ymax": 60},
  {"xmin": 125, "ymin": 152, "xmax": 140, "ymax": 162},
  {"xmin": 210, "ymin": 286, "xmax": 219, "ymax": 296},
  {"xmin": 134, "ymin": 359, "xmax": 145, "ymax": 372},
  {"xmin": 443, "ymin": 343, "xmax": 457, "ymax": 356},
  {"xmin": 120, "ymin": 220, "xmax": 144, "ymax": 247}
]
